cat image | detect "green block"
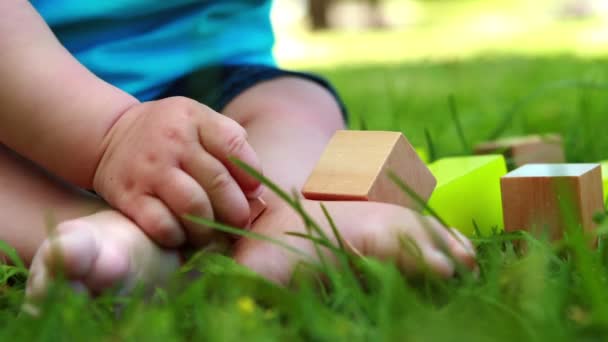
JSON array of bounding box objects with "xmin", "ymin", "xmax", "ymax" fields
[
  {"xmin": 599, "ymin": 161, "xmax": 608, "ymax": 202},
  {"xmin": 427, "ymin": 155, "xmax": 507, "ymax": 236},
  {"xmin": 415, "ymin": 147, "xmax": 429, "ymax": 164}
]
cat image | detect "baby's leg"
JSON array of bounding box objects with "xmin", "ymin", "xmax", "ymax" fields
[{"xmin": 0, "ymin": 144, "xmax": 179, "ymax": 297}]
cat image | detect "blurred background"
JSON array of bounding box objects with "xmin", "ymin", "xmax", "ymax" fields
[
  {"xmin": 271, "ymin": 0, "xmax": 608, "ymax": 67},
  {"xmin": 267, "ymin": 0, "xmax": 608, "ymax": 161}
]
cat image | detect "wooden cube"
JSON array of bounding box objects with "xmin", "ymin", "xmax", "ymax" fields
[
  {"xmin": 475, "ymin": 134, "xmax": 565, "ymax": 168},
  {"xmin": 302, "ymin": 130, "xmax": 436, "ymax": 210},
  {"xmin": 428, "ymin": 155, "xmax": 507, "ymax": 236},
  {"xmin": 500, "ymin": 164, "xmax": 603, "ymax": 240}
]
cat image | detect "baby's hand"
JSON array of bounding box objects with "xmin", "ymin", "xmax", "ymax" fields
[{"xmin": 93, "ymin": 97, "xmax": 262, "ymax": 247}]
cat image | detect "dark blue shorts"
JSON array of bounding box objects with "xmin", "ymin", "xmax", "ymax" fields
[{"xmin": 158, "ymin": 64, "xmax": 348, "ymax": 121}]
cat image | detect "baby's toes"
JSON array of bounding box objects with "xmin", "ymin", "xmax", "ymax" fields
[
  {"xmin": 415, "ymin": 247, "xmax": 455, "ymax": 278},
  {"xmin": 82, "ymin": 241, "xmax": 130, "ymax": 294},
  {"xmin": 422, "ymin": 217, "xmax": 476, "ymax": 268},
  {"xmin": 43, "ymin": 223, "xmax": 100, "ymax": 278},
  {"xmin": 26, "ymin": 256, "xmax": 51, "ymax": 301},
  {"xmin": 26, "ymin": 224, "xmax": 99, "ymax": 299},
  {"xmin": 360, "ymin": 226, "xmax": 455, "ymax": 278},
  {"xmin": 442, "ymin": 228, "xmax": 476, "ymax": 269}
]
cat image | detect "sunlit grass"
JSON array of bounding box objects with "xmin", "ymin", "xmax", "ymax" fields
[
  {"xmin": 5, "ymin": 0, "xmax": 608, "ymax": 340},
  {"xmin": 314, "ymin": 56, "xmax": 608, "ymax": 162}
]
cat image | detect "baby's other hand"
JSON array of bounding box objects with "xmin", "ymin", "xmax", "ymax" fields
[{"xmin": 93, "ymin": 97, "xmax": 262, "ymax": 247}]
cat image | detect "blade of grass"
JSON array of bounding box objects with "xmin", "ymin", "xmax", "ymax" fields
[
  {"xmin": 318, "ymin": 202, "xmax": 368, "ymax": 301},
  {"xmin": 232, "ymin": 158, "xmax": 334, "ymax": 247},
  {"xmin": 387, "ymin": 170, "xmax": 448, "ymax": 228},
  {"xmin": 284, "ymin": 232, "xmax": 347, "ymax": 256},
  {"xmin": 184, "ymin": 215, "xmax": 310, "ymax": 261},
  {"xmin": 476, "ymin": 294, "xmax": 540, "ymax": 341},
  {"xmin": 388, "ymin": 170, "xmax": 478, "ymax": 277},
  {"xmin": 293, "ymin": 195, "xmax": 331, "ymax": 278},
  {"xmin": 382, "ymin": 68, "xmax": 400, "ymax": 130},
  {"xmin": 448, "ymin": 94, "xmax": 470, "ymax": 153},
  {"xmin": 320, "ymin": 203, "xmax": 345, "ymax": 252},
  {"xmin": 472, "ymin": 220, "xmax": 483, "ymax": 239},
  {"xmin": 398, "ymin": 235, "xmax": 424, "ymax": 265},
  {"xmin": 230, "ymin": 158, "xmax": 366, "ymax": 291},
  {"xmin": 412, "ymin": 211, "xmax": 471, "ymax": 278},
  {"xmin": 0, "ymin": 240, "xmax": 26, "ymax": 270},
  {"xmin": 291, "ymin": 189, "xmax": 334, "ymax": 249},
  {"xmin": 488, "ymin": 79, "xmax": 608, "ymax": 140},
  {"xmin": 424, "ymin": 128, "xmax": 437, "ymax": 162},
  {"xmin": 398, "ymin": 234, "xmax": 451, "ymax": 290},
  {"xmin": 577, "ymin": 85, "xmax": 597, "ymax": 161},
  {"xmin": 468, "ymin": 231, "xmax": 524, "ymax": 244},
  {"xmin": 359, "ymin": 115, "xmax": 368, "ymax": 131}
]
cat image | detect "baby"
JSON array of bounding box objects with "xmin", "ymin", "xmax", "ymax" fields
[{"xmin": 0, "ymin": 0, "xmax": 476, "ymax": 298}]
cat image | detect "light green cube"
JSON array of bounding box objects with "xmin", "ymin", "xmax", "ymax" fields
[
  {"xmin": 427, "ymin": 155, "xmax": 507, "ymax": 236},
  {"xmin": 415, "ymin": 147, "xmax": 429, "ymax": 164},
  {"xmin": 599, "ymin": 161, "xmax": 608, "ymax": 203}
]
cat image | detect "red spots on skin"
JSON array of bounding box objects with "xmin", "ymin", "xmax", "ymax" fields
[
  {"xmin": 183, "ymin": 108, "xmax": 194, "ymax": 118},
  {"xmin": 124, "ymin": 178, "xmax": 135, "ymax": 191},
  {"xmin": 146, "ymin": 153, "xmax": 158, "ymax": 164},
  {"xmin": 165, "ymin": 128, "xmax": 180, "ymax": 141},
  {"xmin": 164, "ymin": 127, "xmax": 190, "ymax": 145}
]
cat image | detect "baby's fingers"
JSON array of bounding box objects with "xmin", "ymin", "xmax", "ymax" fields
[
  {"xmin": 199, "ymin": 113, "xmax": 262, "ymax": 198},
  {"xmin": 129, "ymin": 195, "xmax": 184, "ymax": 248},
  {"xmin": 182, "ymin": 146, "xmax": 250, "ymax": 230},
  {"xmin": 154, "ymin": 169, "xmax": 218, "ymax": 247}
]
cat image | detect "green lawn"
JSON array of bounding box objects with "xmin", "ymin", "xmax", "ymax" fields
[
  {"xmin": 319, "ymin": 56, "xmax": 608, "ymax": 162},
  {"xmin": 5, "ymin": 1, "xmax": 608, "ymax": 340}
]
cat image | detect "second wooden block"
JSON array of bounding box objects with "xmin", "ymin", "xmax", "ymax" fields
[
  {"xmin": 475, "ymin": 134, "xmax": 565, "ymax": 169},
  {"xmin": 302, "ymin": 130, "xmax": 436, "ymax": 210},
  {"xmin": 500, "ymin": 163, "xmax": 603, "ymax": 240}
]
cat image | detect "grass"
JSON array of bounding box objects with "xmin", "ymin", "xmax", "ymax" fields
[
  {"xmin": 318, "ymin": 55, "xmax": 608, "ymax": 162},
  {"xmin": 4, "ymin": 55, "xmax": 608, "ymax": 341},
  {"xmin": 6, "ymin": 0, "xmax": 608, "ymax": 340}
]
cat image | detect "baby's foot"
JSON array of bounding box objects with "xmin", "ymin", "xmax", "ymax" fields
[
  {"xmin": 234, "ymin": 200, "xmax": 476, "ymax": 285},
  {"xmin": 26, "ymin": 210, "xmax": 180, "ymax": 300}
]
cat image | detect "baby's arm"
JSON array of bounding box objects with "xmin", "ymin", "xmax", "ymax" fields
[
  {"xmin": 0, "ymin": 2, "xmax": 263, "ymax": 248},
  {"xmin": 0, "ymin": 1, "xmax": 138, "ymax": 187}
]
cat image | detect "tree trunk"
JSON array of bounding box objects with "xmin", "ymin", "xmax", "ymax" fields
[{"xmin": 308, "ymin": 0, "xmax": 331, "ymax": 30}]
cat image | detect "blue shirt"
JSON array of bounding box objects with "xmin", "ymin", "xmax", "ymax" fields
[{"xmin": 32, "ymin": 0, "xmax": 276, "ymax": 101}]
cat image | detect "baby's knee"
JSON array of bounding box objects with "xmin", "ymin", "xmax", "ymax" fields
[{"xmin": 271, "ymin": 77, "xmax": 345, "ymax": 125}]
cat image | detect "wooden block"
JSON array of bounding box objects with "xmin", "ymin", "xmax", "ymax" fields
[
  {"xmin": 249, "ymin": 197, "xmax": 266, "ymax": 224},
  {"xmin": 302, "ymin": 130, "xmax": 436, "ymax": 210},
  {"xmin": 500, "ymin": 164, "xmax": 603, "ymax": 240},
  {"xmin": 474, "ymin": 134, "xmax": 565, "ymax": 168},
  {"xmin": 428, "ymin": 155, "xmax": 507, "ymax": 236}
]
